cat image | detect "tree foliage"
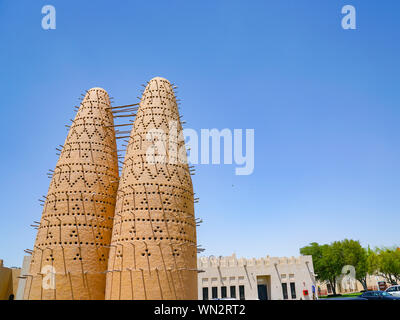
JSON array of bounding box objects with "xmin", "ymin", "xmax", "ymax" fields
[
  {"xmin": 340, "ymin": 239, "xmax": 368, "ymax": 290},
  {"xmin": 300, "ymin": 242, "xmax": 344, "ymax": 295},
  {"xmin": 369, "ymin": 247, "xmax": 400, "ymax": 284},
  {"xmin": 300, "ymin": 239, "xmax": 400, "ymax": 293}
]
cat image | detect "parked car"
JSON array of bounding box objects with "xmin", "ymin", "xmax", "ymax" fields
[
  {"xmin": 359, "ymin": 291, "xmax": 400, "ymax": 300},
  {"xmin": 386, "ymin": 285, "xmax": 400, "ymax": 297}
]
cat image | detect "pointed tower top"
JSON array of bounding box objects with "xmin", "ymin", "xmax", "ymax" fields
[
  {"xmin": 87, "ymin": 87, "xmax": 108, "ymax": 93},
  {"xmin": 149, "ymin": 76, "xmax": 170, "ymax": 83}
]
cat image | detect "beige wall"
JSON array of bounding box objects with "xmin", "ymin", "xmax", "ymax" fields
[
  {"xmin": 0, "ymin": 259, "xmax": 21, "ymax": 300},
  {"xmin": 317, "ymin": 274, "xmax": 389, "ymax": 295},
  {"xmin": 16, "ymin": 256, "xmax": 31, "ymax": 300}
]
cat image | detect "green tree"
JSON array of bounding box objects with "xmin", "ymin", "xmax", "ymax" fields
[
  {"xmin": 301, "ymin": 241, "xmax": 400, "ymax": 294},
  {"xmin": 366, "ymin": 246, "xmax": 380, "ymax": 275},
  {"xmin": 374, "ymin": 247, "xmax": 400, "ymax": 285},
  {"xmin": 300, "ymin": 242, "xmax": 344, "ymax": 295},
  {"xmin": 340, "ymin": 239, "xmax": 369, "ymax": 291}
]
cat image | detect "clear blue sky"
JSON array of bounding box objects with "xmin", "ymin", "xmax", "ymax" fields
[{"xmin": 0, "ymin": 0, "xmax": 399, "ymax": 267}]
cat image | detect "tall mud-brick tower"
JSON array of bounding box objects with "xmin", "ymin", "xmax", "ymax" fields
[
  {"xmin": 24, "ymin": 88, "xmax": 119, "ymax": 300},
  {"xmin": 105, "ymin": 77, "xmax": 198, "ymax": 299}
]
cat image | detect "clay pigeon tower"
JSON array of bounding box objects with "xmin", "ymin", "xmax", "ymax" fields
[
  {"xmin": 105, "ymin": 77, "xmax": 198, "ymax": 299},
  {"xmin": 24, "ymin": 88, "xmax": 119, "ymax": 300}
]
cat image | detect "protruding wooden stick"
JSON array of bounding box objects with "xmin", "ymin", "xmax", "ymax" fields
[
  {"xmin": 113, "ymin": 114, "xmax": 137, "ymax": 118},
  {"xmin": 103, "ymin": 123, "xmax": 132, "ymax": 128},
  {"xmin": 112, "ymin": 108, "xmax": 138, "ymax": 114},
  {"xmin": 106, "ymin": 103, "xmax": 139, "ymax": 110}
]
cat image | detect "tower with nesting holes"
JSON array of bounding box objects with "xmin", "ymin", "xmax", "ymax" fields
[
  {"xmin": 24, "ymin": 88, "xmax": 119, "ymax": 299},
  {"xmin": 105, "ymin": 77, "xmax": 198, "ymax": 299}
]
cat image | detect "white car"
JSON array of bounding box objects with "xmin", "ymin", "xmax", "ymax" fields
[{"xmin": 385, "ymin": 285, "xmax": 400, "ymax": 297}]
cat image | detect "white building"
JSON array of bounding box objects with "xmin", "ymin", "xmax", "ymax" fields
[{"xmin": 197, "ymin": 254, "xmax": 317, "ymax": 300}]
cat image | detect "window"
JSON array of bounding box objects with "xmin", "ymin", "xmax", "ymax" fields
[
  {"xmin": 212, "ymin": 287, "xmax": 218, "ymax": 299},
  {"xmin": 230, "ymin": 286, "xmax": 236, "ymax": 298},
  {"xmin": 290, "ymin": 283, "xmax": 296, "ymax": 299},
  {"xmin": 221, "ymin": 286, "xmax": 227, "ymax": 298},
  {"xmin": 239, "ymin": 285, "xmax": 245, "ymax": 300},
  {"xmin": 202, "ymin": 287, "xmax": 209, "ymax": 300},
  {"xmin": 282, "ymin": 283, "xmax": 288, "ymax": 300}
]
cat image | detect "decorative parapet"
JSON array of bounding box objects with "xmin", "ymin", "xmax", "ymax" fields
[{"xmin": 198, "ymin": 254, "xmax": 313, "ymax": 269}]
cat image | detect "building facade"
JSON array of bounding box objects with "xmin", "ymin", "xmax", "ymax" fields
[
  {"xmin": 197, "ymin": 254, "xmax": 317, "ymax": 300},
  {"xmin": 0, "ymin": 259, "xmax": 21, "ymax": 300},
  {"xmin": 15, "ymin": 256, "xmax": 31, "ymax": 300}
]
